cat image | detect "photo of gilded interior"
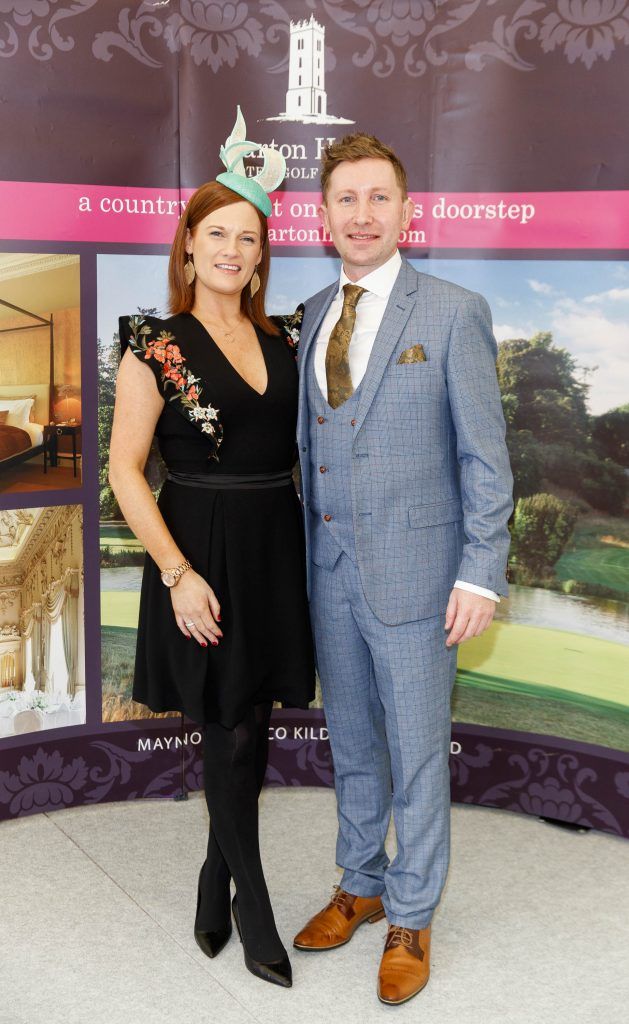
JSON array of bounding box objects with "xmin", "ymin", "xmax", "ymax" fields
[{"xmin": 0, "ymin": 504, "xmax": 85, "ymax": 738}]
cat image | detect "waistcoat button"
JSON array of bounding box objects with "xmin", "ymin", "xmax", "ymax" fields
[
  {"xmin": 351, "ymin": 418, "xmax": 356, "ymax": 426},
  {"xmin": 323, "ymin": 514, "xmax": 332, "ymax": 522},
  {"xmin": 317, "ymin": 416, "xmax": 325, "ymax": 424},
  {"xmin": 319, "ymin": 465, "xmax": 327, "ymax": 474}
]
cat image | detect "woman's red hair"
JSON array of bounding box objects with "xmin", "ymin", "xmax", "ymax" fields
[{"xmin": 168, "ymin": 181, "xmax": 279, "ymax": 336}]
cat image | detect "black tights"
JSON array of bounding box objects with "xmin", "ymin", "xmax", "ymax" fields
[{"xmin": 199, "ymin": 702, "xmax": 284, "ymax": 961}]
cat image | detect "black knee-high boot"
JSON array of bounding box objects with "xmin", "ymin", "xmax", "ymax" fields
[
  {"xmin": 196, "ymin": 702, "xmax": 271, "ymax": 932},
  {"xmin": 201, "ymin": 704, "xmax": 287, "ymax": 968}
]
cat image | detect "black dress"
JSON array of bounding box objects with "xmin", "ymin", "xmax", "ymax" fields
[{"xmin": 118, "ymin": 311, "xmax": 315, "ymax": 728}]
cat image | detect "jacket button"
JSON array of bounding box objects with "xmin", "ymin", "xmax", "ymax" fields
[
  {"xmin": 323, "ymin": 514, "xmax": 332, "ymax": 522},
  {"xmin": 317, "ymin": 416, "xmax": 325, "ymax": 424},
  {"xmin": 351, "ymin": 418, "xmax": 356, "ymax": 426},
  {"xmin": 319, "ymin": 465, "xmax": 327, "ymax": 474}
]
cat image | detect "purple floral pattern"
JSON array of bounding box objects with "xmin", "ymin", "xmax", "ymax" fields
[
  {"xmin": 517, "ymin": 776, "xmax": 584, "ymax": 820},
  {"xmin": 449, "ymin": 741, "xmax": 495, "ymax": 787},
  {"xmin": 539, "ymin": 0, "xmax": 629, "ymax": 68},
  {"xmin": 93, "ymin": 0, "xmax": 264, "ymax": 70},
  {"xmin": 1, "ymin": 718, "xmax": 627, "ymax": 839},
  {"xmin": 0, "ymin": 0, "xmax": 97, "ymax": 60},
  {"xmin": 468, "ymin": 0, "xmax": 629, "ymax": 70},
  {"xmin": 92, "ymin": 5, "xmax": 164, "ymax": 68},
  {"xmin": 3, "ymin": 1, "xmax": 626, "ymax": 70},
  {"xmin": 464, "ymin": 746, "xmax": 625, "ymax": 833},
  {"xmin": 163, "ymin": 0, "xmax": 264, "ymax": 70},
  {"xmin": 614, "ymin": 770, "xmax": 629, "ymax": 799},
  {"xmin": 0, "ymin": 747, "xmax": 88, "ymax": 815}
]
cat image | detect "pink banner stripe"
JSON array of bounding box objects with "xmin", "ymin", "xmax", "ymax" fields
[{"xmin": 1, "ymin": 182, "xmax": 628, "ymax": 249}]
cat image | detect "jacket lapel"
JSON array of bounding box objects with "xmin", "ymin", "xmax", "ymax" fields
[{"xmin": 353, "ymin": 260, "xmax": 418, "ymax": 433}]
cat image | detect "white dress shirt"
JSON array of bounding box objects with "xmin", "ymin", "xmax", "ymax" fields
[{"xmin": 315, "ymin": 250, "xmax": 499, "ymax": 604}]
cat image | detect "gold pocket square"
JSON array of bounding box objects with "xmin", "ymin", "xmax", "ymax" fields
[{"xmin": 397, "ymin": 344, "xmax": 427, "ymax": 364}]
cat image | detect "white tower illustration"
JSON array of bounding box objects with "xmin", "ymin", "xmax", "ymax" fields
[
  {"xmin": 285, "ymin": 15, "xmax": 327, "ymax": 119},
  {"xmin": 264, "ymin": 16, "xmax": 353, "ymax": 124}
]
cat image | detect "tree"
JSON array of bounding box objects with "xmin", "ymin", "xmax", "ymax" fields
[
  {"xmin": 576, "ymin": 454, "xmax": 628, "ymax": 513},
  {"xmin": 496, "ymin": 332, "xmax": 590, "ymax": 444},
  {"xmin": 504, "ymin": 428, "xmax": 543, "ymax": 502},
  {"xmin": 97, "ymin": 331, "xmax": 121, "ymax": 520},
  {"xmin": 496, "ymin": 332, "xmax": 627, "ymax": 513},
  {"xmin": 98, "ymin": 307, "xmax": 162, "ymax": 519},
  {"xmin": 510, "ymin": 493, "xmax": 578, "ymax": 577},
  {"xmin": 592, "ymin": 405, "xmax": 629, "ymax": 467}
]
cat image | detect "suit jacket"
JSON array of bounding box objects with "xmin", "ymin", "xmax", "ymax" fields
[{"xmin": 296, "ymin": 257, "xmax": 514, "ymax": 626}]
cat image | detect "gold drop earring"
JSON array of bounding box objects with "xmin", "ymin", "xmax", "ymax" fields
[{"xmin": 184, "ymin": 256, "xmax": 196, "ymax": 285}]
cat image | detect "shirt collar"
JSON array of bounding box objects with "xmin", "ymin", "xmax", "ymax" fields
[{"xmin": 338, "ymin": 250, "xmax": 402, "ymax": 299}]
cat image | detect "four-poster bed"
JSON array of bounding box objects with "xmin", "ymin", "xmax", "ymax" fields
[{"xmin": 0, "ymin": 297, "xmax": 54, "ymax": 474}]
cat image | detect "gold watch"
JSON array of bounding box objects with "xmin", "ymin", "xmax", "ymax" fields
[{"xmin": 160, "ymin": 559, "xmax": 191, "ymax": 588}]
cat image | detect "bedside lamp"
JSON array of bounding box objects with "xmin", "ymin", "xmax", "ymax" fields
[{"xmin": 54, "ymin": 385, "xmax": 81, "ymax": 425}]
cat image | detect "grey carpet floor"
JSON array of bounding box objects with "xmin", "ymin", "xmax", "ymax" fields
[{"xmin": 0, "ymin": 787, "xmax": 627, "ymax": 1024}]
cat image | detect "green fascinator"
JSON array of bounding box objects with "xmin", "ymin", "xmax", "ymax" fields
[{"xmin": 217, "ymin": 106, "xmax": 286, "ymax": 217}]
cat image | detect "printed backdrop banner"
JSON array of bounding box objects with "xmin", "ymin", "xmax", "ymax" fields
[{"xmin": 0, "ymin": 1, "xmax": 628, "ymax": 836}]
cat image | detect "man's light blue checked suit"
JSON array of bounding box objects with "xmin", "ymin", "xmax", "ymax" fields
[{"xmin": 296, "ymin": 258, "xmax": 513, "ymax": 929}]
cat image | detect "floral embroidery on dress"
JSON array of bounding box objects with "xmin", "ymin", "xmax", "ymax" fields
[
  {"xmin": 126, "ymin": 315, "xmax": 223, "ymax": 460},
  {"xmin": 273, "ymin": 304, "xmax": 304, "ymax": 358}
]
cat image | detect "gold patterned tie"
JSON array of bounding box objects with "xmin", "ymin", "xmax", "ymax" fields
[{"xmin": 325, "ymin": 283, "xmax": 366, "ymax": 409}]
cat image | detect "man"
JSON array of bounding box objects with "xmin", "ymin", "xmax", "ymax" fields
[{"xmin": 292, "ymin": 134, "xmax": 513, "ymax": 1005}]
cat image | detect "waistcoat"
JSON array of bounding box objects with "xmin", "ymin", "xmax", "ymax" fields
[{"xmin": 307, "ymin": 340, "xmax": 362, "ymax": 568}]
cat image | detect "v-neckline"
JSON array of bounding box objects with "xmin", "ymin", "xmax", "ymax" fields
[{"xmin": 189, "ymin": 313, "xmax": 270, "ymax": 398}]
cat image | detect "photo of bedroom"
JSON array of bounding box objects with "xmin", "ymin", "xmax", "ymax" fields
[
  {"xmin": 0, "ymin": 253, "xmax": 82, "ymax": 493},
  {"xmin": 0, "ymin": 503, "xmax": 85, "ymax": 739}
]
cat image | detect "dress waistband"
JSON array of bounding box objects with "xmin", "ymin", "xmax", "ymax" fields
[{"xmin": 166, "ymin": 470, "xmax": 294, "ymax": 490}]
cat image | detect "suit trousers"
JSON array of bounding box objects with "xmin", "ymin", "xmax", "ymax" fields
[{"xmin": 310, "ymin": 552, "xmax": 457, "ymax": 929}]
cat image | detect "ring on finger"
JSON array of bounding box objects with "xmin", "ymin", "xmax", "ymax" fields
[{"xmin": 185, "ymin": 620, "xmax": 196, "ymax": 629}]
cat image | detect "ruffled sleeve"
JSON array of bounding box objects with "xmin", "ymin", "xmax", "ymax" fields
[
  {"xmin": 271, "ymin": 304, "xmax": 304, "ymax": 359},
  {"xmin": 118, "ymin": 314, "xmax": 165, "ymax": 397},
  {"xmin": 118, "ymin": 313, "xmax": 224, "ymax": 460}
]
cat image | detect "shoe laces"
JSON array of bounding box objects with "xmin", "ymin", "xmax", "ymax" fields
[
  {"xmin": 387, "ymin": 925, "xmax": 413, "ymax": 949},
  {"xmin": 329, "ymin": 885, "xmax": 351, "ymax": 909}
]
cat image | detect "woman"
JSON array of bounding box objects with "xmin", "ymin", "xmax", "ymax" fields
[{"xmin": 109, "ymin": 115, "xmax": 314, "ymax": 988}]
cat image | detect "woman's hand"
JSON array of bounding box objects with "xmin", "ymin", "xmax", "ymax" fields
[{"xmin": 170, "ymin": 570, "xmax": 223, "ymax": 647}]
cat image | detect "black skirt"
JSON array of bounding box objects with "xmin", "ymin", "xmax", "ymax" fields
[{"xmin": 133, "ymin": 475, "xmax": 315, "ymax": 727}]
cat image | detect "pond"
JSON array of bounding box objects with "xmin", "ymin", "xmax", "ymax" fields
[
  {"xmin": 496, "ymin": 584, "xmax": 629, "ymax": 646},
  {"xmin": 100, "ymin": 571, "xmax": 629, "ymax": 646},
  {"xmin": 101, "ymin": 567, "xmax": 143, "ymax": 591}
]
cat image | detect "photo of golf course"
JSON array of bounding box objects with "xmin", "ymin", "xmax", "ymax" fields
[{"xmin": 98, "ymin": 255, "xmax": 629, "ymax": 749}]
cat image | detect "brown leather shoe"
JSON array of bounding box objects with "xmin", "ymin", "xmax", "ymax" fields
[
  {"xmin": 293, "ymin": 886, "xmax": 385, "ymax": 951},
  {"xmin": 377, "ymin": 924, "xmax": 431, "ymax": 1005}
]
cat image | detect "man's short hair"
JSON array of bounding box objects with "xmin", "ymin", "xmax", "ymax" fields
[{"xmin": 320, "ymin": 133, "xmax": 409, "ymax": 200}]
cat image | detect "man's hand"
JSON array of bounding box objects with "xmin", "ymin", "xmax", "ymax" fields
[{"xmin": 444, "ymin": 589, "xmax": 496, "ymax": 647}]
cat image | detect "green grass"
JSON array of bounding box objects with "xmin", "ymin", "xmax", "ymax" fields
[
  {"xmin": 99, "ymin": 522, "xmax": 144, "ymax": 553},
  {"xmin": 101, "ymin": 625, "xmax": 173, "ymax": 722},
  {"xmin": 568, "ymin": 513, "xmax": 629, "ymax": 547},
  {"xmin": 555, "ymin": 547, "xmax": 629, "ymax": 594},
  {"xmin": 101, "ymin": 625, "xmax": 136, "ymax": 699},
  {"xmin": 455, "ymin": 667, "xmax": 629, "ymax": 717},
  {"xmin": 554, "ymin": 513, "xmax": 629, "ymax": 596},
  {"xmin": 100, "ymin": 593, "xmax": 628, "ymax": 709},
  {"xmin": 451, "ymin": 685, "xmax": 629, "ymax": 751},
  {"xmin": 454, "ymin": 617, "xmax": 629, "ymax": 749},
  {"xmin": 101, "ymin": 591, "xmax": 141, "ymax": 628},
  {"xmin": 99, "ymin": 577, "xmax": 629, "ymax": 747},
  {"xmin": 458, "ymin": 621, "xmax": 629, "ymax": 708}
]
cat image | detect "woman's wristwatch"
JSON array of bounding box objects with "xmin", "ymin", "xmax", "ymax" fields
[{"xmin": 160, "ymin": 559, "xmax": 192, "ymax": 588}]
